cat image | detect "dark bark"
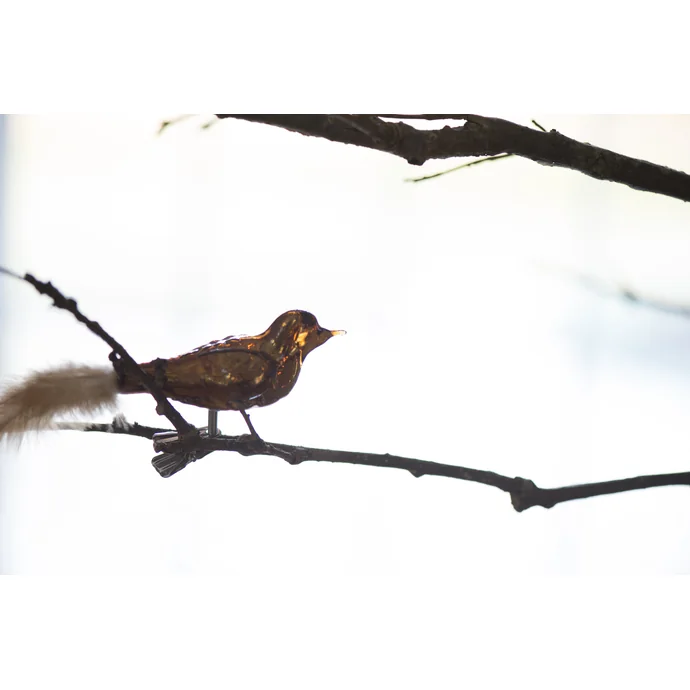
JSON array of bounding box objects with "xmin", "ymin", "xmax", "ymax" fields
[
  {"xmin": 59, "ymin": 417, "xmax": 690, "ymax": 512},
  {"xmin": 216, "ymin": 114, "xmax": 690, "ymax": 203}
]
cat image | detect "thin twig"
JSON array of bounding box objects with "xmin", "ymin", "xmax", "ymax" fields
[
  {"xmin": 1, "ymin": 268, "xmax": 195, "ymax": 435},
  {"xmin": 158, "ymin": 114, "xmax": 195, "ymax": 135},
  {"xmin": 216, "ymin": 114, "xmax": 690, "ymax": 203},
  {"xmin": 405, "ymin": 153, "xmax": 514, "ymax": 183},
  {"xmin": 240, "ymin": 409, "xmax": 260, "ymax": 438},
  {"xmin": 159, "ymin": 115, "xmax": 217, "ymax": 133},
  {"xmin": 536, "ymin": 262, "xmax": 690, "ymax": 319},
  {"xmin": 0, "ymin": 266, "xmax": 23, "ymax": 280},
  {"xmin": 58, "ymin": 416, "xmax": 690, "ymax": 511}
]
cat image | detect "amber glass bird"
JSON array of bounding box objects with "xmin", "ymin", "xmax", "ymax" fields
[
  {"xmin": 0, "ymin": 309, "xmax": 343, "ymax": 456},
  {"xmin": 115, "ymin": 310, "xmax": 344, "ymax": 411}
]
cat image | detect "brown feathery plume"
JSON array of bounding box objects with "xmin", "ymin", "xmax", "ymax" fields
[{"xmin": 0, "ymin": 365, "xmax": 117, "ymax": 439}]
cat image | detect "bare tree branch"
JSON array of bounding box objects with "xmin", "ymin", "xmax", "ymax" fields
[
  {"xmin": 536, "ymin": 262, "xmax": 690, "ymax": 319},
  {"xmin": 57, "ymin": 417, "xmax": 690, "ymax": 512},
  {"xmin": 0, "ymin": 267, "xmax": 196, "ymax": 436},
  {"xmin": 215, "ymin": 114, "xmax": 690, "ymax": 203}
]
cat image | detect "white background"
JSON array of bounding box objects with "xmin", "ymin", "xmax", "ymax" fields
[{"xmin": 2, "ymin": 114, "xmax": 690, "ymax": 576}]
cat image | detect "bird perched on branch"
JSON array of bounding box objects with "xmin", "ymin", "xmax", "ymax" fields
[{"xmin": 0, "ymin": 310, "xmax": 344, "ymax": 440}]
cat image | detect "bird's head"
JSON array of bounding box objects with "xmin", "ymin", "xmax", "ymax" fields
[{"xmin": 266, "ymin": 310, "xmax": 345, "ymax": 360}]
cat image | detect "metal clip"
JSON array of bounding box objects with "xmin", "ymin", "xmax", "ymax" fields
[{"xmin": 151, "ymin": 414, "xmax": 221, "ymax": 478}]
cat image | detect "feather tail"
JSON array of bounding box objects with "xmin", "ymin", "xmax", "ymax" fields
[{"xmin": 0, "ymin": 364, "xmax": 117, "ymax": 439}]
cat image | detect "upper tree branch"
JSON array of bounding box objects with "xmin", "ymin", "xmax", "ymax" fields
[
  {"xmin": 58, "ymin": 418, "xmax": 690, "ymax": 513},
  {"xmin": 216, "ymin": 114, "xmax": 690, "ymax": 203}
]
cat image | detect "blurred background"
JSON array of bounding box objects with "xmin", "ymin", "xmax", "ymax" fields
[{"xmin": 1, "ymin": 114, "xmax": 689, "ymax": 574}]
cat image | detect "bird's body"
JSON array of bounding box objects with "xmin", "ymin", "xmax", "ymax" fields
[
  {"xmin": 0, "ymin": 310, "xmax": 342, "ymax": 439},
  {"xmin": 116, "ymin": 310, "xmax": 342, "ymax": 411}
]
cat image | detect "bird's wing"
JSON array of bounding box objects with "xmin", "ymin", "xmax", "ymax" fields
[{"xmin": 160, "ymin": 347, "xmax": 277, "ymax": 410}]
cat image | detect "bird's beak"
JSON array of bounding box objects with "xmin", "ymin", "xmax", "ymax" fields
[
  {"xmin": 298, "ymin": 323, "xmax": 344, "ymax": 359},
  {"xmin": 315, "ymin": 325, "xmax": 345, "ymax": 341}
]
